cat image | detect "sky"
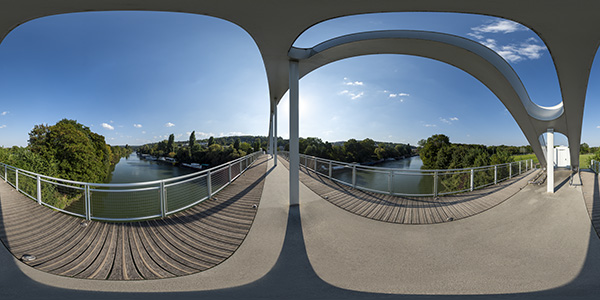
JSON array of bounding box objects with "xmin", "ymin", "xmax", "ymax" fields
[{"xmin": 1, "ymin": 11, "xmax": 597, "ymax": 148}]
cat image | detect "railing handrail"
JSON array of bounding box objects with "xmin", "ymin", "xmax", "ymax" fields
[
  {"xmin": 0, "ymin": 152, "xmax": 258, "ymax": 188},
  {"xmin": 0, "ymin": 151, "xmax": 263, "ymax": 221},
  {"xmin": 279, "ymin": 151, "xmax": 529, "ymax": 173},
  {"xmin": 279, "ymin": 150, "xmax": 533, "ymax": 197}
]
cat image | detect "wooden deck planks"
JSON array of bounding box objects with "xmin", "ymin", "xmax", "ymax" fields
[
  {"xmin": 0, "ymin": 155, "xmax": 268, "ymax": 280},
  {"xmin": 281, "ymin": 158, "xmax": 538, "ymax": 224}
]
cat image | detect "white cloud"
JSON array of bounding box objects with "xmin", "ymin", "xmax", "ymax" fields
[
  {"xmin": 450, "ymin": 117, "xmax": 459, "ymax": 121},
  {"xmin": 0, "ymin": 125, "xmax": 6, "ymax": 129},
  {"xmin": 1, "ymin": 111, "xmax": 8, "ymax": 116},
  {"xmin": 165, "ymin": 122, "xmax": 175, "ymax": 127},
  {"xmin": 471, "ymin": 20, "xmax": 524, "ymax": 34},
  {"xmin": 468, "ymin": 21, "xmax": 546, "ymax": 63},
  {"xmin": 345, "ymin": 81, "xmax": 364, "ymax": 86},
  {"xmin": 597, "ymin": 126, "xmax": 600, "ymax": 129},
  {"xmin": 389, "ymin": 92, "xmax": 410, "ymax": 98},
  {"xmin": 339, "ymin": 90, "xmax": 364, "ymax": 100},
  {"xmin": 101, "ymin": 123, "xmax": 114, "ymax": 130},
  {"xmin": 424, "ymin": 124, "xmax": 437, "ymax": 127},
  {"xmin": 440, "ymin": 118, "xmax": 451, "ymax": 124},
  {"xmin": 133, "ymin": 124, "xmax": 142, "ymax": 128}
]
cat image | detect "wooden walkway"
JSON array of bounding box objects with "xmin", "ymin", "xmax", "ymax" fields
[
  {"xmin": 0, "ymin": 155, "xmax": 268, "ymax": 280},
  {"xmin": 281, "ymin": 158, "xmax": 539, "ymax": 224},
  {"xmin": 580, "ymin": 170, "xmax": 600, "ymax": 239}
]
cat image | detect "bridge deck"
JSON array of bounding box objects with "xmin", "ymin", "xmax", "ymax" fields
[
  {"xmin": 280, "ymin": 158, "xmax": 540, "ymax": 224},
  {"xmin": 0, "ymin": 155, "xmax": 268, "ymax": 280}
]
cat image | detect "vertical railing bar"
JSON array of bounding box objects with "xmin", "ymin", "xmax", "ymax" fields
[
  {"xmin": 85, "ymin": 184, "xmax": 91, "ymax": 221},
  {"xmin": 494, "ymin": 165, "xmax": 497, "ymax": 185},
  {"xmin": 434, "ymin": 171, "xmax": 438, "ymax": 197},
  {"xmin": 15, "ymin": 169, "xmax": 19, "ymax": 191},
  {"xmin": 328, "ymin": 161, "xmax": 332, "ymax": 178},
  {"xmin": 36, "ymin": 174, "xmax": 42, "ymax": 205},
  {"xmin": 228, "ymin": 163, "xmax": 232, "ymax": 183},
  {"xmin": 160, "ymin": 181, "xmax": 166, "ymax": 218},
  {"xmin": 509, "ymin": 163, "xmax": 512, "ymax": 179},
  {"xmin": 207, "ymin": 170, "xmax": 212, "ymax": 199},
  {"xmin": 470, "ymin": 168, "xmax": 474, "ymax": 192},
  {"xmin": 352, "ymin": 164, "xmax": 357, "ymax": 188},
  {"xmin": 388, "ymin": 170, "xmax": 393, "ymax": 195}
]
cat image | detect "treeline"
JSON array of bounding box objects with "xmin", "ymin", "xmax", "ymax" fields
[
  {"xmin": 0, "ymin": 119, "xmax": 132, "ymax": 183},
  {"xmin": 137, "ymin": 132, "xmax": 267, "ymax": 167},
  {"xmin": 419, "ymin": 134, "xmax": 516, "ymax": 170},
  {"xmin": 280, "ymin": 137, "xmax": 414, "ymax": 164}
]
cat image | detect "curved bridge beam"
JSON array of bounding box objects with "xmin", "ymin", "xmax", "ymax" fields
[{"xmin": 288, "ymin": 30, "xmax": 571, "ymax": 168}]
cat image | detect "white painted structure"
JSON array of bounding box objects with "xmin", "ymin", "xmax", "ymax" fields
[
  {"xmin": 0, "ymin": 1, "xmax": 597, "ymax": 197},
  {"xmin": 555, "ymin": 146, "xmax": 571, "ymax": 168}
]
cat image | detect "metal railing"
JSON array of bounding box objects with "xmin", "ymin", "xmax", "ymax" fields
[
  {"xmin": 591, "ymin": 159, "xmax": 600, "ymax": 174},
  {"xmin": 0, "ymin": 151, "xmax": 262, "ymax": 221},
  {"xmin": 280, "ymin": 151, "xmax": 534, "ymax": 197}
]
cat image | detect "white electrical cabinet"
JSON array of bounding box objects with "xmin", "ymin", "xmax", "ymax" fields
[{"xmin": 554, "ymin": 146, "xmax": 570, "ymax": 168}]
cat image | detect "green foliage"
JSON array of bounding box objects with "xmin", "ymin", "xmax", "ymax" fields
[{"xmin": 581, "ymin": 143, "xmax": 590, "ymax": 154}]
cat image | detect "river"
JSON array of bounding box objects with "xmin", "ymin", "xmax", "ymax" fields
[
  {"xmin": 331, "ymin": 156, "xmax": 433, "ymax": 195},
  {"xmin": 106, "ymin": 153, "xmax": 196, "ymax": 183}
]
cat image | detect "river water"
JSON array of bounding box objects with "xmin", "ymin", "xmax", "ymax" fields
[
  {"xmin": 331, "ymin": 156, "xmax": 433, "ymax": 195},
  {"xmin": 106, "ymin": 153, "xmax": 196, "ymax": 183}
]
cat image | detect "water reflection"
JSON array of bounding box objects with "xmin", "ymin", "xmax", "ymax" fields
[{"xmin": 106, "ymin": 153, "xmax": 195, "ymax": 183}]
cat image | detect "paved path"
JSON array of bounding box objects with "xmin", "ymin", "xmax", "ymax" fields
[
  {"xmin": 0, "ymin": 155, "xmax": 268, "ymax": 280},
  {"xmin": 281, "ymin": 158, "xmax": 540, "ymax": 223}
]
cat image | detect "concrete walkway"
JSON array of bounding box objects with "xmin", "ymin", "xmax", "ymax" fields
[{"xmin": 1, "ymin": 157, "xmax": 600, "ymax": 299}]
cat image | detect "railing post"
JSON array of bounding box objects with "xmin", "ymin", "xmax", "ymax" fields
[
  {"xmin": 4, "ymin": 165, "xmax": 6, "ymax": 182},
  {"xmin": 433, "ymin": 171, "xmax": 438, "ymax": 197},
  {"xmin": 239, "ymin": 160, "xmax": 242, "ymax": 175},
  {"xmin": 328, "ymin": 161, "xmax": 332, "ymax": 178},
  {"xmin": 388, "ymin": 170, "xmax": 393, "ymax": 195},
  {"xmin": 160, "ymin": 181, "xmax": 166, "ymax": 218},
  {"xmin": 470, "ymin": 168, "xmax": 474, "ymax": 191},
  {"xmin": 207, "ymin": 170, "xmax": 212, "ymax": 199},
  {"xmin": 314, "ymin": 157, "xmax": 317, "ymax": 172},
  {"xmin": 36, "ymin": 175, "xmax": 42, "ymax": 205},
  {"xmin": 519, "ymin": 161, "xmax": 522, "ymax": 175},
  {"xmin": 85, "ymin": 184, "xmax": 91, "ymax": 221},
  {"xmin": 15, "ymin": 169, "xmax": 18, "ymax": 191},
  {"xmin": 228, "ymin": 163, "xmax": 232, "ymax": 183},
  {"xmin": 494, "ymin": 165, "xmax": 497, "ymax": 185},
  {"xmin": 352, "ymin": 164, "xmax": 357, "ymax": 188},
  {"xmin": 509, "ymin": 163, "xmax": 512, "ymax": 179}
]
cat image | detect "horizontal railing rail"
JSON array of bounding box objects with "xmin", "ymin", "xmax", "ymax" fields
[
  {"xmin": 280, "ymin": 151, "xmax": 534, "ymax": 197},
  {"xmin": 0, "ymin": 151, "xmax": 262, "ymax": 221}
]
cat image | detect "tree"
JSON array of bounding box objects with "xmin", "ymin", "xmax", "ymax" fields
[
  {"xmin": 167, "ymin": 134, "xmax": 175, "ymax": 153},
  {"xmin": 234, "ymin": 138, "xmax": 241, "ymax": 150},
  {"xmin": 189, "ymin": 131, "xmax": 196, "ymax": 149},
  {"xmin": 581, "ymin": 143, "xmax": 590, "ymax": 154},
  {"xmin": 208, "ymin": 136, "xmax": 215, "ymax": 146},
  {"xmin": 253, "ymin": 138, "xmax": 261, "ymax": 152}
]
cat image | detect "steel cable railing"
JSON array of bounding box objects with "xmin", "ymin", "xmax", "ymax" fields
[
  {"xmin": 0, "ymin": 151, "xmax": 262, "ymax": 221},
  {"xmin": 280, "ymin": 151, "xmax": 534, "ymax": 197}
]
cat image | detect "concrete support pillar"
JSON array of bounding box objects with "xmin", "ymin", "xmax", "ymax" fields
[
  {"xmin": 268, "ymin": 111, "xmax": 273, "ymax": 155},
  {"xmin": 274, "ymin": 105, "xmax": 278, "ymax": 166},
  {"xmin": 547, "ymin": 128, "xmax": 554, "ymax": 193},
  {"xmin": 289, "ymin": 60, "xmax": 300, "ymax": 206}
]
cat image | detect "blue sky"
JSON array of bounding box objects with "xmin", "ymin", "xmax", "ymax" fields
[{"xmin": 0, "ymin": 11, "xmax": 596, "ymax": 148}]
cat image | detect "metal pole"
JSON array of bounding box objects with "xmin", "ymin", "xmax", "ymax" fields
[
  {"xmin": 36, "ymin": 175, "xmax": 42, "ymax": 205},
  {"xmin": 547, "ymin": 128, "xmax": 554, "ymax": 193},
  {"xmin": 85, "ymin": 184, "xmax": 91, "ymax": 221},
  {"xmin": 274, "ymin": 105, "xmax": 278, "ymax": 166},
  {"xmin": 388, "ymin": 170, "xmax": 393, "ymax": 195},
  {"xmin": 314, "ymin": 157, "xmax": 317, "ymax": 172},
  {"xmin": 328, "ymin": 161, "xmax": 332, "ymax": 178},
  {"xmin": 519, "ymin": 161, "xmax": 522, "ymax": 175},
  {"xmin": 289, "ymin": 60, "xmax": 300, "ymax": 206},
  {"xmin": 207, "ymin": 170, "xmax": 212, "ymax": 199},
  {"xmin": 509, "ymin": 163, "xmax": 512, "ymax": 179},
  {"xmin": 352, "ymin": 164, "xmax": 357, "ymax": 188},
  {"xmin": 15, "ymin": 169, "xmax": 18, "ymax": 191},
  {"xmin": 470, "ymin": 169, "xmax": 474, "ymax": 191},
  {"xmin": 4, "ymin": 165, "xmax": 6, "ymax": 182},
  {"xmin": 434, "ymin": 171, "xmax": 438, "ymax": 197},
  {"xmin": 160, "ymin": 181, "xmax": 166, "ymax": 218},
  {"xmin": 494, "ymin": 165, "xmax": 497, "ymax": 185},
  {"xmin": 228, "ymin": 163, "xmax": 232, "ymax": 183}
]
